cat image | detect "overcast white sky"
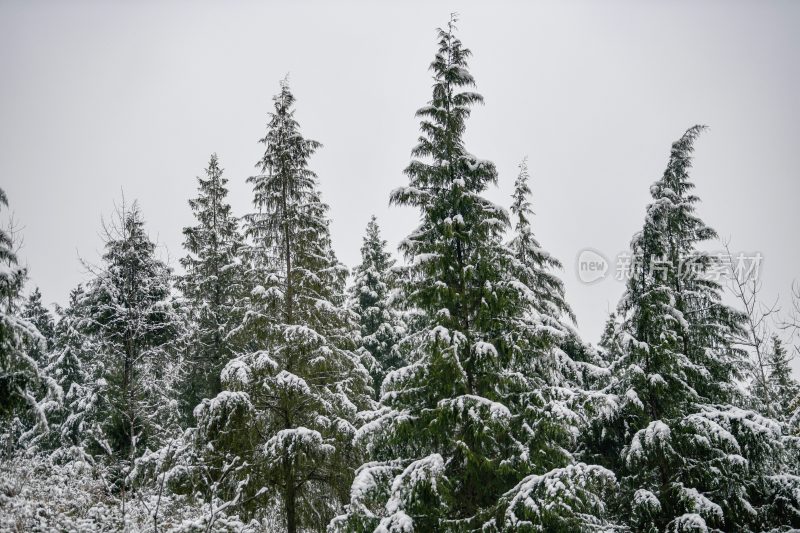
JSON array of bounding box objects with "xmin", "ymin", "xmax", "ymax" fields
[{"xmin": 2, "ymin": 1, "xmax": 799, "ymax": 374}]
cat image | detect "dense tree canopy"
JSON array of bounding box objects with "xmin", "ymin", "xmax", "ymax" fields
[{"xmin": 1, "ymin": 17, "xmax": 797, "ymax": 533}]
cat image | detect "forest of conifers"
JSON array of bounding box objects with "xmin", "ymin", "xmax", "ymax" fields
[{"xmin": 2, "ymin": 16, "xmax": 799, "ymax": 533}]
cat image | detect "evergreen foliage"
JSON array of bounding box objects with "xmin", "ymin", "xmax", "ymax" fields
[
  {"xmin": 350, "ymin": 216, "xmax": 406, "ymax": 396},
  {"xmin": 200, "ymin": 80, "xmax": 372, "ymax": 533},
  {"xmin": 332, "ymin": 17, "xmax": 613, "ymax": 532},
  {"xmin": 21, "ymin": 287, "xmax": 55, "ymax": 366},
  {"xmin": 79, "ymin": 202, "xmax": 182, "ymax": 469},
  {"xmin": 43, "ymin": 284, "xmax": 98, "ymax": 458},
  {"xmin": 0, "ymin": 188, "xmax": 60, "ymax": 454},
  {"xmin": 179, "ymin": 153, "xmax": 247, "ymax": 416},
  {"xmin": 509, "ymin": 157, "xmax": 575, "ymax": 330},
  {"xmin": 586, "ymin": 126, "xmax": 800, "ymax": 531},
  {"xmin": 767, "ymin": 335, "xmax": 800, "ymax": 422},
  {"xmin": 0, "ymin": 18, "xmax": 797, "ymax": 533}
]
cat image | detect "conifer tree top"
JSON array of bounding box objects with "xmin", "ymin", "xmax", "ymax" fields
[
  {"xmin": 254, "ymin": 78, "xmax": 321, "ymax": 182},
  {"xmin": 394, "ymin": 14, "xmax": 499, "ymax": 211},
  {"xmin": 358, "ymin": 215, "xmax": 392, "ymax": 274}
]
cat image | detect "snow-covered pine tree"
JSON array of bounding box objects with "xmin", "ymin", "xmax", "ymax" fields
[
  {"xmin": 0, "ymin": 188, "xmax": 60, "ymax": 455},
  {"xmin": 80, "ymin": 201, "xmax": 181, "ymax": 471},
  {"xmin": 766, "ymin": 335, "xmax": 800, "ymax": 422},
  {"xmin": 201, "ymin": 79, "xmax": 371, "ymax": 532},
  {"xmin": 588, "ymin": 126, "xmax": 799, "ymax": 531},
  {"xmin": 597, "ymin": 312, "xmax": 621, "ymax": 362},
  {"xmin": 350, "ymin": 215, "xmax": 405, "ymax": 396},
  {"xmin": 790, "ymin": 390, "xmax": 800, "ymax": 435},
  {"xmin": 44, "ymin": 284, "xmax": 105, "ymax": 462},
  {"xmin": 18, "ymin": 287, "xmax": 63, "ymax": 453},
  {"xmin": 509, "ymin": 157, "xmax": 574, "ymax": 331},
  {"xmin": 48, "ymin": 287, "xmax": 89, "ymax": 399},
  {"xmin": 179, "ymin": 153, "xmax": 246, "ymax": 416},
  {"xmin": 331, "ymin": 18, "xmax": 616, "ymax": 532},
  {"xmin": 507, "ymin": 157, "xmax": 606, "ymax": 383},
  {"xmin": 21, "ymin": 287, "xmax": 55, "ymax": 367}
]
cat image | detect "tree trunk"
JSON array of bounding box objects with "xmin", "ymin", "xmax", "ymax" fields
[{"xmin": 285, "ymin": 468, "xmax": 296, "ymax": 533}]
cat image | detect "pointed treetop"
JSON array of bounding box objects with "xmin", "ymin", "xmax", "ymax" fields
[
  {"xmin": 511, "ymin": 156, "xmax": 533, "ymax": 230},
  {"xmin": 359, "ymin": 215, "xmax": 392, "ymax": 273},
  {"xmin": 652, "ymin": 124, "xmax": 707, "ymax": 200},
  {"xmin": 253, "ymin": 80, "xmax": 322, "ymax": 180}
]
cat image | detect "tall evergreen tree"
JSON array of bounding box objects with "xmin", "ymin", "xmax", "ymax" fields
[
  {"xmin": 588, "ymin": 126, "xmax": 799, "ymax": 531},
  {"xmin": 179, "ymin": 153, "xmax": 246, "ymax": 415},
  {"xmin": 81, "ymin": 202, "xmax": 181, "ymax": 468},
  {"xmin": 508, "ymin": 158, "xmax": 604, "ymax": 382},
  {"xmin": 350, "ymin": 215, "xmax": 405, "ymax": 396},
  {"xmin": 597, "ymin": 312, "xmax": 620, "ymax": 360},
  {"xmin": 44, "ymin": 284, "xmax": 101, "ymax": 460},
  {"xmin": 18, "ymin": 287, "xmax": 61, "ymax": 453},
  {"xmin": 766, "ymin": 335, "xmax": 800, "ymax": 421},
  {"xmin": 0, "ymin": 188, "xmax": 59, "ymax": 453},
  {"xmin": 509, "ymin": 157, "xmax": 574, "ymax": 330},
  {"xmin": 48, "ymin": 285, "xmax": 91, "ymax": 405},
  {"xmin": 201, "ymin": 80, "xmax": 371, "ymax": 532},
  {"xmin": 21, "ymin": 287, "xmax": 55, "ymax": 367},
  {"xmin": 332, "ymin": 18, "xmax": 615, "ymax": 532}
]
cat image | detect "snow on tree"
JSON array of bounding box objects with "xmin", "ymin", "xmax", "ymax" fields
[
  {"xmin": 766, "ymin": 335, "xmax": 800, "ymax": 423},
  {"xmin": 0, "ymin": 188, "xmax": 60, "ymax": 455},
  {"xmin": 332, "ymin": 17, "xmax": 615, "ymax": 532},
  {"xmin": 137, "ymin": 388, "xmax": 264, "ymax": 530},
  {"xmin": 620, "ymin": 125, "xmax": 747, "ymax": 408},
  {"xmin": 595, "ymin": 312, "xmax": 622, "ymax": 364},
  {"xmin": 0, "ymin": 449, "xmax": 269, "ymax": 532},
  {"xmin": 3, "ymin": 19, "xmax": 799, "ymax": 533},
  {"xmin": 484, "ymin": 462, "xmax": 617, "ymax": 532},
  {"xmin": 349, "ymin": 215, "xmax": 406, "ymax": 396},
  {"xmin": 21, "ymin": 287, "xmax": 55, "ymax": 367},
  {"xmin": 509, "ymin": 157, "xmax": 575, "ymax": 332},
  {"xmin": 178, "ymin": 153, "xmax": 247, "ymax": 416},
  {"xmin": 47, "ymin": 287, "xmax": 90, "ymax": 397},
  {"xmin": 41, "ymin": 282, "xmax": 124, "ymax": 468},
  {"xmin": 586, "ymin": 126, "xmax": 800, "ymax": 531},
  {"xmin": 78, "ymin": 200, "xmax": 182, "ymax": 484},
  {"xmin": 194, "ymin": 79, "xmax": 372, "ymax": 533},
  {"xmin": 507, "ymin": 157, "xmax": 606, "ymax": 387},
  {"xmin": 36, "ymin": 284, "xmax": 95, "ymax": 458}
]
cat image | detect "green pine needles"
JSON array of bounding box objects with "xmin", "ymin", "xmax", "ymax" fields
[{"xmin": 1, "ymin": 15, "xmax": 799, "ymax": 533}]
